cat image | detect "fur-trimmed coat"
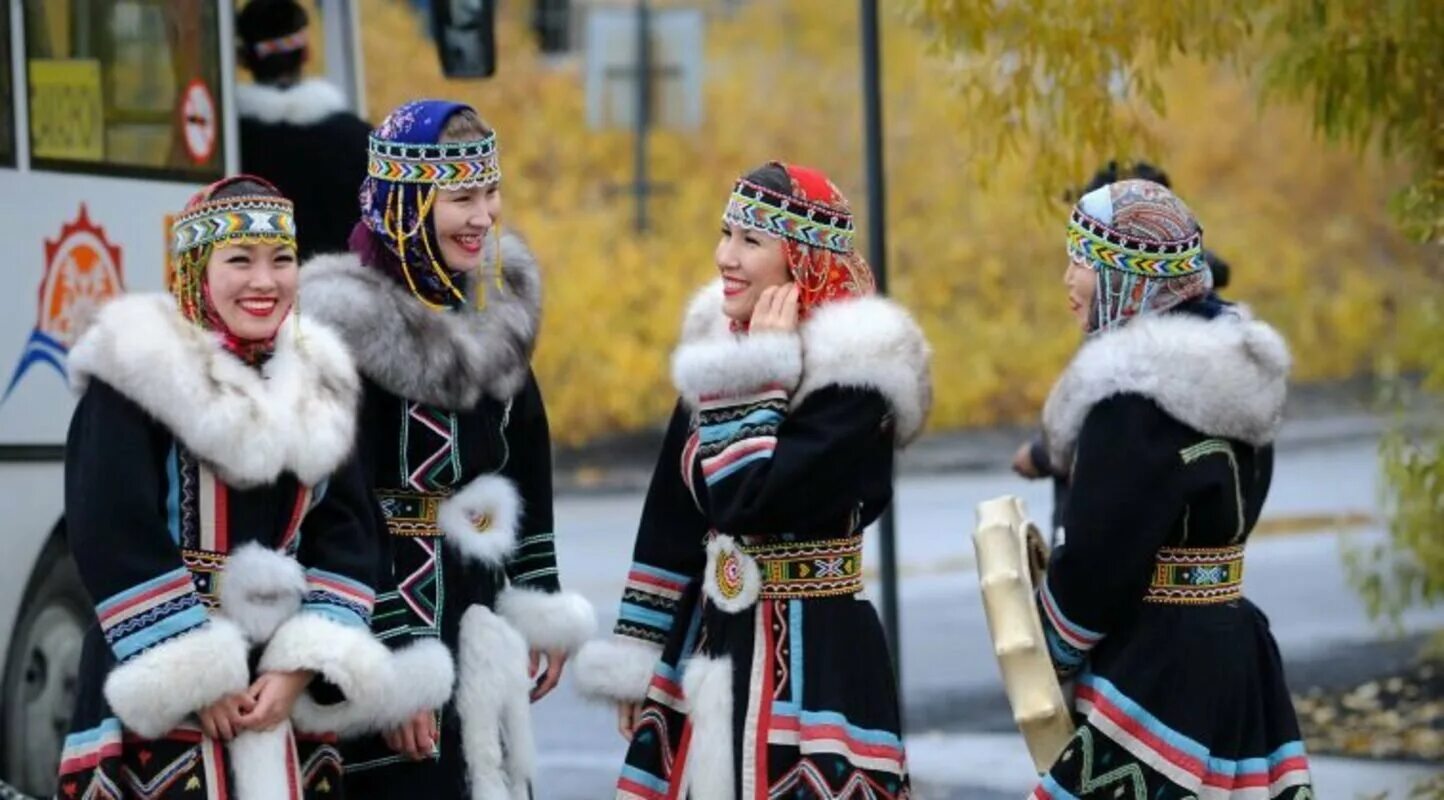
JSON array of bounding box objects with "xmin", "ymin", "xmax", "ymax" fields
[
  {"xmin": 299, "ymin": 233, "xmax": 593, "ymax": 799},
  {"xmin": 1030, "ymin": 307, "xmax": 1314, "ymax": 799},
  {"xmin": 238, "ymin": 79, "xmax": 371, "ymax": 259},
  {"xmin": 573, "ymin": 282, "xmax": 931, "ymax": 799},
  {"xmin": 57, "ymin": 295, "xmax": 392, "ymax": 800}
]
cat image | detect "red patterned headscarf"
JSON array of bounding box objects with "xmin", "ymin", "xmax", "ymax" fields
[{"xmin": 723, "ymin": 162, "xmax": 875, "ymax": 324}]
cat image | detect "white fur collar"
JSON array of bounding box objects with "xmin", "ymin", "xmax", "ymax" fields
[
  {"xmin": 68, "ymin": 294, "xmax": 360, "ymax": 488},
  {"xmin": 299, "ymin": 232, "xmax": 542, "ymax": 409},
  {"xmin": 672, "ymin": 280, "xmax": 932, "ymax": 444},
  {"xmin": 1042, "ymin": 310, "xmax": 1291, "ymax": 468},
  {"xmin": 236, "ymin": 78, "xmax": 350, "ymax": 126}
]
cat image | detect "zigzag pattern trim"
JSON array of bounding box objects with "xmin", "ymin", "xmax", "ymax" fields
[
  {"xmin": 724, "ymin": 180, "xmax": 855, "ymax": 254},
  {"xmin": 368, "ymin": 132, "xmax": 501, "ymax": 189},
  {"xmin": 171, "ymin": 196, "xmax": 296, "ymax": 255}
]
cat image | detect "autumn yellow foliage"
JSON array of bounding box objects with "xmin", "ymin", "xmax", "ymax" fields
[{"xmin": 356, "ymin": 0, "xmax": 1437, "ymax": 445}]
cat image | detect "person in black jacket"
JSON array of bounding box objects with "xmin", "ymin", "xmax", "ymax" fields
[{"xmin": 236, "ymin": 0, "xmax": 371, "ymax": 259}]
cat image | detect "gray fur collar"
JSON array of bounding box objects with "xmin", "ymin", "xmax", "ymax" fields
[
  {"xmin": 236, "ymin": 78, "xmax": 350, "ymax": 126},
  {"xmin": 672, "ymin": 280, "xmax": 933, "ymax": 444},
  {"xmin": 1042, "ymin": 310, "xmax": 1291, "ymax": 468},
  {"xmin": 68, "ymin": 294, "xmax": 360, "ymax": 488},
  {"xmin": 299, "ymin": 232, "xmax": 542, "ymax": 409}
]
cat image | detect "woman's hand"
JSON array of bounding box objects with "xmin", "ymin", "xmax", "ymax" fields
[
  {"xmin": 749, "ymin": 284, "xmax": 800, "ymax": 334},
  {"xmin": 198, "ymin": 692, "xmax": 255, "ymax": 741},
  {"xmin": 236, "ymin": 669, "xmax": 314, "ymax": 733},
  {"xmin": 529, "ymin": 648, "xmax": 568, "ymax": 703},
  {"xmin": 616, "ymin": 701, "xmax": 643, "ymax": 741},
  {"xmin": 384, "ymin": 710, "xmax": 439, "ymax": 761}
]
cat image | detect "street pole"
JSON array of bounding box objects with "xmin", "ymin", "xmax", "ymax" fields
[
  {"xmin": 633, "ymin": 0, "xmax": 652, "ymax": 233},
  {"xmin": 859, "ymin": 0, "xmax": 900, "ymax": 680}
]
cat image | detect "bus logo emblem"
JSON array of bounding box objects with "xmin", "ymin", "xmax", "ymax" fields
[{"xmin": 3, "ymin": 204, "xmax": 125, "ymax": 400}]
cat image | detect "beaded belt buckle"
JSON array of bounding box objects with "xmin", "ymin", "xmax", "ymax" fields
[
  {"xmin": 376, "ymin": 489, "xmax": 448, "ymax": 538},
  {"xmin": 1144, "ymin": 544, "xmax": 1245, "ymax": 605}
]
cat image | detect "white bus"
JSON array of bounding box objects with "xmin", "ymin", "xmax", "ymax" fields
[{"xmin": 0, "ymin": 1, "xmax": 489, "ymax": 793}]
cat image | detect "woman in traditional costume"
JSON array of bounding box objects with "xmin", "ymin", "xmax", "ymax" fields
[
  {"xmin": 59, "ymin": 175, "xmax": 390, "ymax": 799},
  {"xmin": 300, "ymin": 99, "xmax": 594, "ymax": 799},
  {"xmin": 1031, "ymin": 179, "xmax": 1313, "ymax": 799},
  {"xmin": 573, "ymin": 161, "xmax": 931, "ymax": 800}
]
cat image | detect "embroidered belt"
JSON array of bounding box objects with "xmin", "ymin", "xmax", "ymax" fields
[
  {"xmin": 1144, "ymin": 545, "xmax": 1245, "ymax": 605},
  {"xmin": 706, "ymin": 534, "xmax": 864, "ymax": 609},
  {"xmin": 376, "ymin": 489, "xmax": 448, "ymax": 537}
]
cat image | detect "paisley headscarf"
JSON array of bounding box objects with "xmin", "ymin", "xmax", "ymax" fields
[
  {"xmin": 1067, "ymin": 179, "xmax": 1212, "ymax": 334},
  {"xmin": 722, "ymin": 161, "xmax": 875, "ymax": 328},
  {"xmin": 170, "ymin": 175, "xmax": 297, "ymax": 363},
  {"xmin": 354, "ymin": 98, "xmax": 501, "ymax": 310}
]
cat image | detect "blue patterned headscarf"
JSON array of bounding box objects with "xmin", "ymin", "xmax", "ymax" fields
[{"xmin": 355, "ymin": 99, "xmax": 500, "ymax": 309}]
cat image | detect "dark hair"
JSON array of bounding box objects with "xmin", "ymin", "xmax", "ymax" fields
[
  {"xmin": 1071, "ymin": 160, "xmax": 1173, "ymax": 200},
  {"xmin": 210, "ymin": 177, "xmax": 285, "ymax": 202},
  {"xmin": 1204, "ymin": 249, "xmax": 1231, "ymax": 290},
  {"xmin": 741, "ymin": 162, "xmax": 791, "ymax": 196},
  {"xmin": 237, "ymin": 0, "xmax": 308, "ymax": 85}
]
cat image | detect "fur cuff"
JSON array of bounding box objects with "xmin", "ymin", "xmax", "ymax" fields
[
  {"xmin": 219, "ymin": 543, "xmax": 306, "ymax": 644},
  {"xmin": 672, "ymin": 330, "xmax": 803, "ymax": 402},
  {"xmin": 572, "ymin": 635, "xmax": 663, "ymax": 703},
  {"xmin": 290, "ymin": 637, "xmax": 457, "ymax": 737},
  {"xmin": 681, "ymin": 656, "xmax": 734, "ymax": 800},
  {"xmin": 259, "ymin": 612, "xmax": 394, "ymax": 736},
  {"xmin": 458, "ymin": 606, "xmax": 534, "ymax": 800},
  {"xmin": 228, "ymin": 725, "xmax": 303, "ymax": 800},
  {"xmin": 104, "ymin": 617, "xmax": 250, "ymax": 738},
  {"xmin": 439, "ymin": 475, "xmax": 520, "ymax": 566},
  {"xmin": 496, "ymin": 586, "xmax": 596, "ymax": 655}
]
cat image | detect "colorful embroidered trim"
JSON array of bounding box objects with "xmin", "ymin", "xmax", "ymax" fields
[
  {"xmin": 615, "ymin": 563, "xmax": 690, "ymax": 646},
  {"xmin": 697, "ymin": 386, "xmax": 789, "ymax": 487},
  {"xmin": 302, "ymin": 568, "xmax": 376, "ymax": 628},
  {"xmin": 95, "ymin": 567, "xmax": 208, "ymax": 663},
  {"xmin": 367, "ymin": 133, "xmax": 501, "ymax": 189},
  {"xmin": 252, "ymin": 29, "xmax": 308, "ymax": 57},
  {"xmin": 724, "ymin": 179, "xmax": 855, "ymax": 254},
  {"xmin": 1144, "ymin": 545, "xmax": 1245, "ymax": 605},
  {"xmin": 1067, "ymin": 207, "xmax": 1205, "ymax": 277},
  {"xmin": 171, "ymin": 195, "xmax": 297, "ymax": 255},
  {"xmin": 375, "ymin": 489, "xmax": 446, "ymax": 537},
  {"xmin": 742, "ymin": 537, "xmax": 864, "ymax": 599}
]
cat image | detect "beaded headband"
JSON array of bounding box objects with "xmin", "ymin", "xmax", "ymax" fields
[
  {"xmin": 1066, "ymin": 207, "xmax": 1206, "ymax": 277},
  {"xmin": 367, "ymin": 132, "xmax": 501, "ymax": 189},
  {"xmin": 723, "ymin": 179, "xmax": 855, "ymax": 254},
  {"xmin": 171, "ymin": 195, "xmax": 296, "ymax": 256},
  {"xmin": 251, "ymin": 30, "xmax": 308, "ymax": 58}
]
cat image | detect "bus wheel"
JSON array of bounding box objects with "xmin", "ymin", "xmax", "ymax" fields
[{"xmin": 1, "ymin": 540, "xmax": 86, "ymax": 797}]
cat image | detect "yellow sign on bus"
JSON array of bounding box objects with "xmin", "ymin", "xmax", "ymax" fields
[{"xmin": 29, "ymin": 59, "xmax": 104, "ymax": 161}]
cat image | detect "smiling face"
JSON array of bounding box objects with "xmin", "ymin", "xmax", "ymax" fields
[
  {"xmin": 1064, "ymin": 256, "xmax": 1099, "ymax": 332},
  {"xmin": 432, "ymin": 184, "xmax": 501, "ymax": 272},
  {"xmin": 715, "ymin": 221, "xmax": 791, "ymax": 322},
  {"xmin": 204, "ymin": 242, "xmax": 297, "ymax": 340}
]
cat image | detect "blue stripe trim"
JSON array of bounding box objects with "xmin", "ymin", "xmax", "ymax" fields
[
  {"xmin": 790, "ymin": 599, "xmax": 804, "ymax": 702},
  {"xmin": 111, "ymin": 605, "xmax": 209, "ymax": 662},
  {"xmin": 303, "ymin": 603, "xmax": 370, "ymax": 629},
  {"xmin": 704, "ymin": 449, "xmax": 774, "ymax": 485},
  {"xmin": 165, "ymin": 446, "xmax": 181, "ymax": 545},
  {"xmin": 62, "ymin": 718, "xmax": 123, "ymax": 750},
  {"xmin": 1039, "ymin": 578, "xmax": 1103, "ymax": 646},
  {"xmin": 96, "ymin": 567, "xmax": 192, "ymax": 616},
  {"xmin": 619, "ymin": 603, "xmax": 674, "ymax": 630},
  {"xmin": 768, "ymin": 705, "xmax": 905, "ymax": 749},
  {"xmin": 306, "ymin": 568, "xmax": 377, "ymax": 602},
  {"xmin": 630, "ymin": 562, "xmax": 691, "ymax": 585},
  {"xmin": 699, "ymin": 408, "xmax": 785, "ymax": 443},
  {"xmin": 1081, "ymin": 673, "xmax": 1310, "ymax": 774},
  {"xmin": 619, "ymin": 764, "xmax": 670, "ymax": 792}
]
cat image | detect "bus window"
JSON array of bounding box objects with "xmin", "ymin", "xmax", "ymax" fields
[
  {"xmin": 23, "ymin": 0, "xmax": 224, "ymax": 181},
  {"xmin": 0, "ymin": 7, "xmax": 14, "ymax": 167}
]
